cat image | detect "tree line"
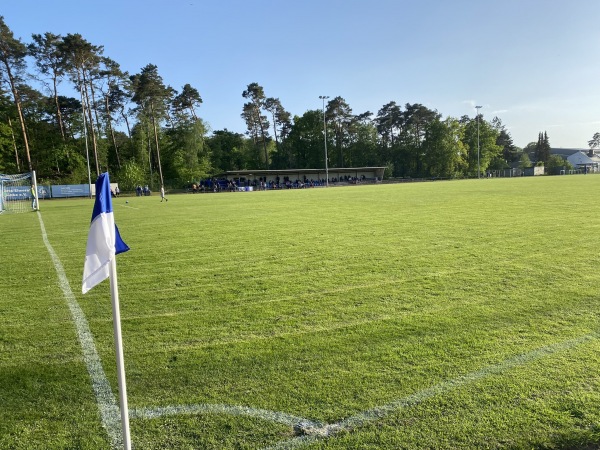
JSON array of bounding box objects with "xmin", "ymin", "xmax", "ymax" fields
[{"xmin": 1, "ymin": 16, "xmax": 560, "ymax": 191}]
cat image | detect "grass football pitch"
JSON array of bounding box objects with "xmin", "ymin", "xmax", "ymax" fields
[{"xmin": 2, "ymin": 176, "xmax": 600, "ymax": 449}]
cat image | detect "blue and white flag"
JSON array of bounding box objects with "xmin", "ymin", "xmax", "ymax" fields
[{"xmin": 82, "ymin": 173, "xmax": 129, "ymax": 294}]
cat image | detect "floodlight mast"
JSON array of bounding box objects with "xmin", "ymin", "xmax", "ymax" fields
[
  {"xmin": 475, "ymin": 105, "xmax": 483, "ymax": 179},
  {"xmin": 319, "ymin": 95, "xmax": 330, "ymax": 187}
]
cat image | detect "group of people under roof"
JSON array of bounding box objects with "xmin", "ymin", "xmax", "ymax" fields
[{"xmin": 188, "ymin": 175, "xmax": 368, "ymax": 193}]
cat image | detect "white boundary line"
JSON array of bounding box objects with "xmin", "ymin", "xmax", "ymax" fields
[
  {"xmin": 37, "ymin": 210, "xmax": 597, "ymax": 449},
  {"xmin": 37, "ymin": 210, "xmax": 317, "ymax": 448},
  {"xmin": 261, "ymin": 333, "xmax": 597, "ymax": 450},
  {"xmin": 130, "ymin": 404, "xmax": 320, "ymax": 428},
  {"xmin": 119, "ymin": 204, "xmax": 139, "ymax": 210},
  {"xmin": 37, "ymin": 211, "xmax": 124, "ymax": 449}
]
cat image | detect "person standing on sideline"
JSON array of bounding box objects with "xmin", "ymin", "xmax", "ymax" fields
[
  {"xmin": 160, "ymin": 185, "xmax": 168, "ymax": 202},
  {"xmin": 31, "ymin": 184, "xmax": 37, "ymax": 210}
]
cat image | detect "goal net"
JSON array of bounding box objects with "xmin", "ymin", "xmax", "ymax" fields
[{"xmin": 0, "ymin": 171, "xmax": 39, "ymax": 214}]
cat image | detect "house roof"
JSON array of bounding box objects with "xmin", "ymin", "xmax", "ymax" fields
[
  {"xmin": 214, "ymin": 167, "xmax": 386, "ymax": 178},
  {"xmin": 554, "ymin": 150, "xmax": 600, "ymax": 166},
  {"xmin": 550, "ymin": 148, "xmax": 589, "ymax": 157}
]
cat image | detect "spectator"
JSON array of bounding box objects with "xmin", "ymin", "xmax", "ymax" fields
[{"xmin": 31, "ymin": 184, "xmax": 37, "ymax": 210}]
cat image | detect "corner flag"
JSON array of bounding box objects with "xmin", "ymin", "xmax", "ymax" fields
[
  {"xmin": 82, "ymin": 172, "xmax": 132, "ymax": 449},
  {"xmin": 82, "ymin": 172, "xmax": 129, "ymax": 294}
]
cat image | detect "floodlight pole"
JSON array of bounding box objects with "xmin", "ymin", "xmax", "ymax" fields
[
  {"xmin": 319, "ymin": 95, "xmax": 330, "ymax": 187},
  {"xmin": 475, "ymin": 105, "xmax": 483, "ymax": 179}
]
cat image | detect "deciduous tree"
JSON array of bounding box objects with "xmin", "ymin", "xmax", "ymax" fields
[{"xmin": 422, "ymin": 117, "xmax": 466, "ymax": 178}]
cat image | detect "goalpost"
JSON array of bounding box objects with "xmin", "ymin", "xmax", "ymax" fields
[{"xmin": 0, "ymin": 170, "xmax": 39, "ymax": 214}]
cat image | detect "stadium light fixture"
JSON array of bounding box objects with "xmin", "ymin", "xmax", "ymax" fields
[
  {"xmin": 475, "ymin": 105, "xmax": 483, "ymax": 179},
  {"xmin": 319, "ymin": 95, "xmax": 330, "ymax": 187}
]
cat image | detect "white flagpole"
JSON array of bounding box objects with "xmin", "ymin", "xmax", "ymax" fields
[{"xmin": 108, "ymin": 257, "xmax": 132, "ymax": 450}]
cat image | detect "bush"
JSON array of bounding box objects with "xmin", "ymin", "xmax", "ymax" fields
[
  {"xmin": 546, "ymin": 155, "xmax": 573, "ymax": 175},
  {"xmin": 117, "ymin": 160, "xmax": 146, "ymax": 191}
]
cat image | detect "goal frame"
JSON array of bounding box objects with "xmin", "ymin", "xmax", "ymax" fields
[{"xmin": 0, "ymin": 170, "xmax": 39, "ymax": 214}]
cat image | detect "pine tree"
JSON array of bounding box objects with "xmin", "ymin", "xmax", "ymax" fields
[
  {"xmin": 541, "ymin": 131, "xmax": 551, "ymax": 164},
  {"xmin": 534, "ymin": 131, "xmax": 550, "ymax": 165}
]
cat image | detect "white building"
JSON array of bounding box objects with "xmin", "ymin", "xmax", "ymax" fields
[{"xmin": 550, "ymin": 148, "xmax": 600, "ymax": 173}]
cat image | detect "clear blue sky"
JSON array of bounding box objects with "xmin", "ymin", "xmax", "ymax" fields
[{"xmin": 4, "ymin": 0, "xmax": 600, "ymax": 148}]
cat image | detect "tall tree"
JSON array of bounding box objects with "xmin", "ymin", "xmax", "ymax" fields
[
  {"xmin": 207, "ymin": 129, "xmax": 249, "ymax": 172},
  {"xmin": 99, "ymin": 57, "xmax": 128, "ymax": 170},
  {"xmin": 28, "ymin": 32, "xmax": 67, "ymax": 141},
  {"xmin": 462, "ymin": 115, "xmax": 502, "ymax": 176},
  {"xmin": 346, "ymin": 111, "xmax": 378, "ymax": 167},
  {"xmin": 404, "ymin": 103, "xmax": 440, "ymax": 147},
  {"xmin": 56, "ymin": 95, "xmax": 82, "ymax": 140},
  {"xmin": 241, "ymin": 101, "xmax": 270, "ymax": 168},
  {"xmin": 130, "ymin": 64, "xmax": 172, "ymax": 188},
  {"xmin": 543, "ymin": 131, "xmax": 551, "ymax": 162},
  {"xmin": 172, "ymin": 83, "xmax": 202, "ymax": 122},
  {"xmin": 374, "ymin": 101, "xmax": 408, "ymax": 177},
  {"xmin": 59, "ymin": 33, "xmax": 104, "ymax": 175},
  {"xmin": 326, "ymin": 96, "xmax": 353, "ymax": 167},
  {"xmin": 164, "ymin": 117, "xmax": 210, "ymax": 182},
  {"xmin": 107, "ymin": 82, "xmax": 132, "ymax": 138},
  {"xmin": 0, "ymin": 90, "xmax": 20, "ymax": 172},
  {"xmin": 492, "ymin": 116, "xmax": 518, "ymax": 163},
  {"xmin": 534, "ymin": 131, "xmax": 551, "ymax": 165},
  {"xmin": 242, "ymin": 82, "xmax": 270, "ymax": 168},
  {"xmin": 284, "ymin": 110, "xmax": 324, "ymax": 169},
  {"xmin": 399, "ymin": 103, "xmax": 440, "ymax": 176},
  {"xmin": 264, "ymin": 97, "xmax": 291, "ymax": 156},
  {"xmin": 422, "ymin": 117, "xmax": 467, "ymax": 178},
  {"xmin": 0, "ymin": 16, "xmax": 33, "ymax": 172},
  {"xmin": 164, "ymin": 84, "xmax": 209, "ymax": 182},
  {"xmin": 534, "ymin": 132, "xmax": 543, "ymax": 163},
  {"xmin": 375, "ymin": 101, "xmax": 403, "ymax": 148}
]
